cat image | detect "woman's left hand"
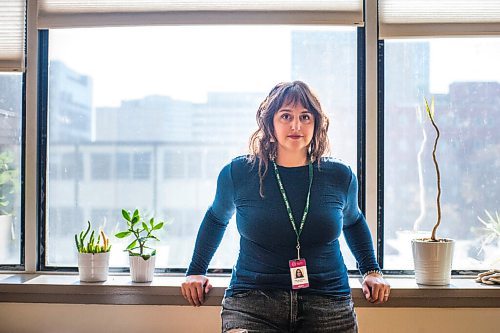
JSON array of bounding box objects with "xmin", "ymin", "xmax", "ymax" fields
[{"xmin": 362, "ymin": 273, "xmax": 391, "ymax": 304}]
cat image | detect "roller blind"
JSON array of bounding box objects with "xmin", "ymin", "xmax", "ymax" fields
[
  {"xmin": 38, "ymin": 0, "xmax": 363, "ymax": 28},
  {"xmin": 380, "ymin": 0, "xmax": 500, "ymax": 38},
  {"xmin": 0, "ymin": 0, "xmax": 26, "ymax": 72}
]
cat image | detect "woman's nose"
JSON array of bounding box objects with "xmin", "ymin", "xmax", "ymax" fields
[{"xmin": 291, "ymin": 118, "xmax": 301, "ymax": 130}]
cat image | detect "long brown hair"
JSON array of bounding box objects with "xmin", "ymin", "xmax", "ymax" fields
[{"xmin": 248, "ymin": 81, "xmax": 330, "ymax": 197}]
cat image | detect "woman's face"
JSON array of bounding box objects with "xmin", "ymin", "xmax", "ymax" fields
[{"xmin": 272, "ymin": 101, "xmax": 315, "ymax": 159}]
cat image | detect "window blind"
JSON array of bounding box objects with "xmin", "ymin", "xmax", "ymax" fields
[
  {"xmin": 0, "ymin": 0, "xmax": 26, "ymax": 72},
  {"xmin": 380, "ymin": 0, "xmax": 500, "ymax": 38},
  {"xmin": 37, "ymin": 0, "xmax": 363, "ymax": 28}
]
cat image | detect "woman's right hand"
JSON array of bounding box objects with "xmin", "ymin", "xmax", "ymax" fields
[{"xmin": 181, "ymin": 275, "xmax": 212, "ymax": 306}]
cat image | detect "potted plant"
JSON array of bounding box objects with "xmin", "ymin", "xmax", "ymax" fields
[
  {"xmin": 75, "ymin": 221, "xmax": 112, "ymax": 282},
  {"xmin": 412, "ymin": 98, "xmax": 455, "ymax": 285},
  {"xmin": 115, "ymin": 209, "xmax": 165, "ymax": 282},
  {"xmin": 476, "ymin": 210, "xmax": 500, "ymax": 265},
  {"xmin": 0, "ymin": 150, "xmax": 18, "ymax": 261}
]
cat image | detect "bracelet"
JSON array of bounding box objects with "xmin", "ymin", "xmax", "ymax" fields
[{"xmin": 362, "ymin": 269, "xmax": 383, "ymax": 279}]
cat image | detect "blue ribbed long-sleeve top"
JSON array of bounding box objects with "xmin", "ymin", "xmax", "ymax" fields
[{"xmin": 186, "ymin": 156, "xmax": 380, "ymax": 296}]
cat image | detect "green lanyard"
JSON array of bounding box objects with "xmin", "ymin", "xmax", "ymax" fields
[{"xmin": 272, "ymin": 160, "xmax": 313, "ymax": 260}]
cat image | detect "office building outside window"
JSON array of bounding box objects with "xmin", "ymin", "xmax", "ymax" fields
[
  {"xmin": 0, "ymin": 73, "xmax": 22, "ymax": 265},
  {"xmin": 45, "ymin": 26, "xmax": 358, "ymax": 269},
  {"xmin": 384, "ymin": 38, "xmax": 500, "ymax": 270}
]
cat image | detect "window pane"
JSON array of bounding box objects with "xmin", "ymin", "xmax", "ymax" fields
[
  {"xmin": 91, "ymin": 153, "xmax": 112, "ymax": 180},
  {"xmin": 0, "ymin": 73, "xmax": 22, "ymax": 265},
  {"xmin": 133, "ymin": 152, "xmax": 151, "ymax": 180},
  {"xmin": 61, "ymin": 152, "xmax": 83, "ymax": 180},
  {"xmin": 46, "ymin": 26, "xmax": 357, "ymax": 269},
  {"xmin": 164, "ymin": 150, "xmax": 184, "ymax": 179},
  {"xmin": 384, "ymin": 38, "xmax": 500, "ymax": 270},
  {"xmin": 115, "ymin": 152, "xmax": 130, "ymax": 179}
]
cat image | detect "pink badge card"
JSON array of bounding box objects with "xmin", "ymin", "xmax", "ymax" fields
[{"xmin": 289, "ymin": 258, "xmax": 309, "ymax": 289}]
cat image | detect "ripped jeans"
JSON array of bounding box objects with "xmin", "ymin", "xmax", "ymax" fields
[{"xmin": 221, "ymin": 289, "xmax": 358, "ymax": 333}]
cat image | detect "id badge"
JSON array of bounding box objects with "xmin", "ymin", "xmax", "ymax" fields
[{"xmin": 289, "ymin": 258, "xmax": 309, "ymax": 289}]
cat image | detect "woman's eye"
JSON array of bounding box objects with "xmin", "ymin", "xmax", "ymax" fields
[
  {"xmin": 300, "ymin": 114, "xmax": 311, "ymax": 121},
  {"xmin": 281, "ymin": 114, "xmax": 291, "ymax": 120}
]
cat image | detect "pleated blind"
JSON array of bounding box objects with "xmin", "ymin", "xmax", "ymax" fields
[
  {"xmin": 380, "ymin": 0, "xmax": 500, "ymax": 37},
  {"xmin": 38, "ymin": 0, "xmax": 363, "ymax": 28},
  {"xmin": 0, "ymin": 0, "xmax": 26, "ymax": 72}
]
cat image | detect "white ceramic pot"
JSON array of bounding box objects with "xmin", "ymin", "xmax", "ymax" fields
[
  {"xmin": 129, "ymin": 255, "xmax": 156, "ymax": 282},
  {"xmin": 78, "ymin": 252, "xmax": 110, "ymax": 282},
  {"xmin": 412, "ymin": 238, "xmax": 454, "ymax": 285},
  {"xmin": 0, "ymin": 215, "xmax": 13, "ymax": 262}
]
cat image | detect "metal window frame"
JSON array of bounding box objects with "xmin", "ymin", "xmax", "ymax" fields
[
  {"xmin": 0, "ymin": 0, "xmax": 28, "ymax": 270},
  {"xmin": 376, "ymin": 38, "xmax": 483, "ymax": 276},
  {"xmin": 35, "ymin": 27, "xmax": 368, "ymax": 273}
]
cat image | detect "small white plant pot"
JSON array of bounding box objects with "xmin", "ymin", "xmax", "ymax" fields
[
  {"xmin": 129, "ymin": 255, "xmax": 156, "ymax": 282},
  {"xmin": 78, "ymin": 252, "xmax": 110, "ymax": 282},
  {"xmin": 412, "ymin": 238, "xmax": 454, "ymax": 285}
]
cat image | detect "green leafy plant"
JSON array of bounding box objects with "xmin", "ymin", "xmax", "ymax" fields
[
  {"xmin": 0, "ymin": 151, "xmax": 19, "ymax": 216},
  {"xmin": 75, "ymin": 221, "xmax": 111, "ymax": 253},
  {"xmin": 476, "ymin": 210, "xmax": 500, "ymax": 253},
  {"xmin": 115, "ymin": 209, "xmax": 165, "ymax": 260}
]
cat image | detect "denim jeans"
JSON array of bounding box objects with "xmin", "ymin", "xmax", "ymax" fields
[{"xmin": 221, "ymin": 289, "xmax": 358, "ymax": 333}]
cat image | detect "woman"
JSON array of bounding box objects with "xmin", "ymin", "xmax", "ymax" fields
[{"xmin": 181, "ymin": 81, "xmax": 390, "ymax": 332}]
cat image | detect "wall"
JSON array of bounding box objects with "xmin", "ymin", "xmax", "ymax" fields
[{"xmin": 0, "ymin": 303, "xmax": 499, "ymax": 333}]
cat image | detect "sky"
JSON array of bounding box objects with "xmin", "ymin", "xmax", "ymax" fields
[
  {"xmin": 49, "ymin": 26, "xmax": 500, "ymax": 107},
  {"xmin": 50, "ymin": 26, "xmax": 294, "ymax": 107},
  {"xmin": 430, "ymin": 38, "xmax": 500, "ymax": 93}
]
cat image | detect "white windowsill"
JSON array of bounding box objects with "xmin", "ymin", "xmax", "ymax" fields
[{"xmin": 1, "ymin": 273, "xmax": 499, "ymax": 308}]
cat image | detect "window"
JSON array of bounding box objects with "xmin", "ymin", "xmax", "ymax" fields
[
  {"xmin": 61, "ymin": 152, "xmax": 83, "ymax": 180},
  {"xmin": 132, "ymin": 152, "xmax": 151, "ymax": 180},
  {"xmin": 163, "ymin": 150, "xmax": 184, "ymax": 179},
  {"xmin": 187, "ymin": 151, "xmax": 202, "ymax": 179},
  {"xmin": 47, "ymin": 206, "xmax": 83, "ymax": 266},
  {"xmin": 115, "ymin": 152, "xmax": 131, "ymax": 179},
  {"xmin": 44, "ymin": 26, "xmax": 358, "ymax": 269},
  {"xmin": 0, "ymin": 73, "xmax": 22, "ymax": 265},
  {"xmin": 90, "ymin": 153, "xmax": 112, "ymax": 180},
  {"xmin": 384, "ymin": 38, "xmax": 500, "ymax": 270},
  {"xmin": 4, "ymin": 0, "xmax": 496, "ymax": 275}
]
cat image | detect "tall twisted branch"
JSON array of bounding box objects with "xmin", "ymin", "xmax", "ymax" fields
[{"xmin": 425, "ymin": 98, "xmax": 441, "ymax": 241}]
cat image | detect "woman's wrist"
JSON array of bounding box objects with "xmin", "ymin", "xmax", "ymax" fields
[{"xmin": 362, "ymin": 269, "xmax": 383, "ymax": 279}]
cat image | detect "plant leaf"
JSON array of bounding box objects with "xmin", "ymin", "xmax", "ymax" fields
[
  {"xmin": 80, "ymin": 221, "xmax": 91, "ymax": 243},
  {"xmin": 485, "ymin": 209, "xmax": 494, "ymax": 222},
  {"xmin": 115, "ymin": 231, "xmax": 132, "ymax": 238},
  {"xmin": 126, "ymin": 239, "xmax": 138, "ymax": 250},
  {"xmin": 142, "ymin": 222, "xmax": 149, "ymax": 232},
  {"xmin": 424, "ymin": 98, "xmax": 433, "ymax": 120},
  {"xmin": 122, "ymin": 209, "xmax": 131, "ymax": 221},
  {"xmin": 74, "ymin": 234, "xmax": 80, "ymax": 252},
  {"xmin": 153, "ymin": 222, "xmax": 164, "ymax": 230},
  {"xmin": 430, "ymin": 96, "xmax": 435, "ymax": 118},
  {"xmin": 89, "ymin": 230, "xmax": 95, "ymax": 248}
]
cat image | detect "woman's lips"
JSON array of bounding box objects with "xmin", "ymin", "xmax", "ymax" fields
[{"xmin": 288, "ymin": 135, "xmax": 303, "ymax": 139}]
